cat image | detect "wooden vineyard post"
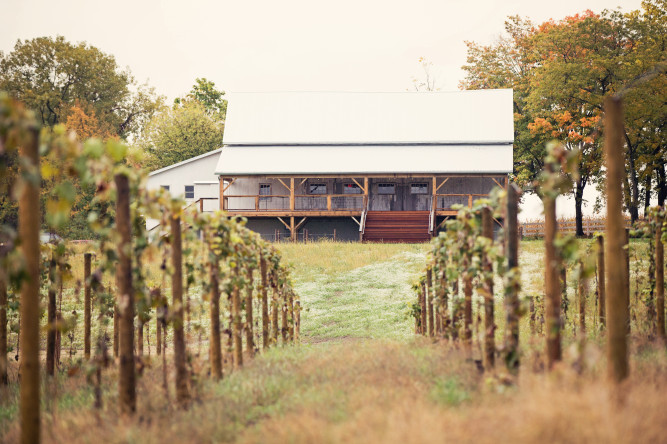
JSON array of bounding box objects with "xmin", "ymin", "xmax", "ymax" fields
[
  {"xmin": 170, "ymin": 214, "xmax": 191, "ymax": 405},
  {"xmin": 115, "ymin": 173, "xmax": 136, "ymax": 415},
  {"xmin": 434, "ymin": 266, "xmax": 442, "ymax": 335},
  {"xmin": 46, "ymin": 254, "xmax": 57, "ymax": 376},
  {"xmin": 245, "ymin": 266, "xmax": 255, "ymax": 356},
  {"xmin": 209, "ymin": 255, "xmax": 222, "ymax": 380},
  {"xmin": 84, "ymin": 253, "xmax": 92, "ymax": 360},
  {"xmin": 481, "ymin": 206, "xmax": 495, "ymax": 370},
  {"xmin": 624, "ymin": 228, "xmax": 630, "ymax": 334},
  {"xmin": 604, "ymin": 95, "xmax": 629, "ymax": 384},
  {"xmin": 271, "ymin": 277, "xmax": 279, "ymax": 343},
  {"xmin": 295, "ymin": 301, "xmax": 301, "ymax": 341},
  {"xmin": 281, "ymin": 287, "xmax": 288, "ymax": 343},
  {"xmin": 260, "ymin": 257, "xmax": 269, "ymax": 349},
  {"xmin": 463, "ymin": 275, "xmax": 473, "ymax": 352},
  {"xmin": 113, "ymin": 267, "xmax": 120, "ymax": 359},
  {"xmin": 657, "ymin": 212, "xmax": 665, "ymax": 339},
  {"xmin": 288, "ymin": 292, "xmax": 295, "ymax": 342},
  {"xmin": 505, "ymin": 183, "xmax": 520, "ymax": 372},
  {"xmin": 561, "ymin": 266, "xmax": 568, "ymax": 327},
  {"xmin": 0, "ymin": 249, "xmax": 6, "ymax": 385},
  {"xmin": 420, "ymin": 280, "xmax": 427, "ymax": 335},
  {"xmin": 19, "ymin": 128, "xmax": 40, "ymax": 444},
  {"xmin": 544, "ymin": 184, "xmax": 562, "ymax": 369},
  {"xmin": 597, "ymin": 235, "xmax": 606, "ymax": 328},
  {"xmin": 427, "ymin": 268, "xmax": 434, "ymax": 337},
  {"xmin": 578, "ymin": 262, "xmax": 586, "ymax": 336},
  {"xmin": 529, "ymin": 296, "xmax": 535, "ymax": 335},
  {"xmin": 232, "ymin": 266, "xmax": 243, "ymax": 367}
]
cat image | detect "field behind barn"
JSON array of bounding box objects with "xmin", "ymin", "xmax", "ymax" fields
[{"xmin": 1, "ymin": 240, "xmax": 666, "ymax": 443}]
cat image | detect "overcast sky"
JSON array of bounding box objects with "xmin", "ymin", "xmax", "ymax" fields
[
  {"xmin": 1, "ymin": 0, "xmax": 646, "ymax": 219},
  {"xmin": 2, "ymin": 0, "xmax": 644, "ymax": 101}
]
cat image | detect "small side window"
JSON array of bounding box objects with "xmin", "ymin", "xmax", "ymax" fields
[
  {"xmin": 259, "ymin": 184, "xmax": 271, "ymax": 195},
  {"xmin": 161, "ymin": 185, "xmax": 170, "ymax": 191},
  {"xmin": 411, "ymin": 183, "xmax": 428, "ymax": 194},
  {"xmin": 377, "ymin": 183, "xmax": 395, "ymax": 195},
  {"xmin": 184, "ymin": 185, "xmax": 194, "ymax": 199},
  {"xmin": 309, "ymin": 183, "xmax": 327, "ymax": 195},
  {"xmin": 343, "ymin": 183, "xmax": 361, "ymax": 194}
]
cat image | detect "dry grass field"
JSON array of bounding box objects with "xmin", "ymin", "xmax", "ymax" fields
[{"xmin": 1, "ymin": 239, "xmax": 666, "ymax": 443}]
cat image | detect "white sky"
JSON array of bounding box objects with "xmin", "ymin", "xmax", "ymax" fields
[{"xmin": 1, "ymin": 0, "xmax": 644, "ymax": 220}]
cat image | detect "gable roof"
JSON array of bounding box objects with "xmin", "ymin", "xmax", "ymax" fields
[
  {"xmin": 222, "ymin": 89, "xmax": 513, "ymax": 146},
  {"xmin": 149, "ymin": 148, "xmax": 223, "ymax": 176}
]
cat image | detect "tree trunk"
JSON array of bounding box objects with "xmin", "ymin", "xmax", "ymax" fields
[
  {"xmin": 656, "ymin": 166, "xmax": 666, "ymax": 207},
  {"xmin": 46, "ymin": 254, "xmax": 57, "ymax": 376},
  {"xmin": 544, "ymin": 194, "xmax": 562, "ymax": 369},
  {"xmin": 578, "ymin": 262, "xmax": 586, "ymax": 336},
  {"xmin": 644, "ymin": 174, "xmax": 652, "ymax": 215},
  {"xmin": 604, "ymin": 96, "xmax": 629, "ymax": 384},
  {"xmin": 84, "ymin": 253, "xmax": 92, "ymax": 360},
  {"xmin": 19, "ymin": 128, "xmax": 41, "ymax": 444},
  {"xmin": 625, "ymin": 134, "xmax": 640, "ymax": 223},
  {"xmin": 115, "ymin": 173, "xmax": 136, "ymax": 415},
  {"xmin": 209, "ymin": 256, "xmax": 222, "ymax": 380},
  {"xmin": 170, "ymin": 215, "xmax": 190, "ymax": 406},
  {"xmin": 574, "ymin": 180, "xmax": 585, "ymax": 237},
  {"xmin": 245, "ymin": 267, "xmax": 255, "ymax": 356}
]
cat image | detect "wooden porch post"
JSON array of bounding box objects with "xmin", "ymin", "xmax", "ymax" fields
[
  {"xmin": 219, "ymin": 177, "xmax": 224, "ymax": 211},
  {"xmin": 290, "ymin": 178, "xmax": 295, "ymax": 211},
  {"xmin": 290, "ymin": 217, "xmax": 295, "ymax": 242}
]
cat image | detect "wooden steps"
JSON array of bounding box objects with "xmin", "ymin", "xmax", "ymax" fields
[{"xmin": 363, "ymin": 211, "xmax": 431, "ymax": 243}]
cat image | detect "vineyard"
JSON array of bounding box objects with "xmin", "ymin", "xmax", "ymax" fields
[{"xmin": 2, "ymin": 93, "xmax": 667, "ymax": 443}]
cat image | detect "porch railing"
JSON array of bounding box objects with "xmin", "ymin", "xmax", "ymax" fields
[{"xmin": 223, "ymin": 194, "xmax": 364, "ymax": 212}]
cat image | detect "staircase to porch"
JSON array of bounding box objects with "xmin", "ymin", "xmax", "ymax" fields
[{"xmin": 362, "ymin": 211, "xmax": 431, "ymax": 243}]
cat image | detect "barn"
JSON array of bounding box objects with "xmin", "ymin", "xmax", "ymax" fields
[{"xmin": 215, "ymin": 90, "xmax": 513, "ymax": 242}]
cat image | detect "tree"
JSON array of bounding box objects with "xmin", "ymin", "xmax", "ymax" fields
[
  {"xmin": 0, "ymin": 36, "xmax": 162, "ymax": 139},
  {"xmin": 176, "ymin": 77, "xmax": 227, "ymax": 121},
  {"xmin": 138, "ymin": 100, "xmax": 224, "ymax": 171}
]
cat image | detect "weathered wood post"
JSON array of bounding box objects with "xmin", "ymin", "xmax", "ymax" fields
[
  {"xmin": 427, "ymin": 267, "xmax": 434, "ymax": 337},
  {"xmin": 210, "ymin": 255, "xmax": 222, "ymax": 380},
  {"xmin": 271, "ymin": 276, "xmax": 279, "ymax": 343},
  {"xmin": 46, "ymin": 254, "xmax": 57, "ymax": 376},
  {"xmin": 116, "ymin": 173, "xmax": 136, "ymax": 414},
  {"xmin": 481, "ymin": 206, "xmax": 495, "ymax": 370},
  {"xmin": 624, "ymin": 228, "xmax": 630, "ymax": 334},
  {"xmin": 419, "ymin": 280, "xmax": 427, "ymax": 335},
  {"xmin": 295, "ymin": 300, "xmax": 301, "ymax": 341},
  {"xmin": 281, "ymin": 287, "xmax": 288, "ymax": 344},
  {"xmin": 544, "ymin": 180, "xmax": 562, "ymax": 369},
  {"xmin": 245, "ymin": 266, "xmax": 255, "ymax": 356},
  {"xmin": 19, "ymin": 128, "xmax": 41, "ymax": 444},
  {"xmin": 597, "ymin": 235, "xmax": 606, "ymax": 328},
  {"xmin": 505, "ymin": 183, "xmax": 520, "ymax": 372},
  {"xmin": 84, "ymin": 253, "xmax": 92, "ymax": 360},
  {"xmin": 529, "ymin": 296, "xmax": 535, "ymax": 335},
  {"xmin": 657, "ymin": 212, "xmax": 665, "ymax": 339},
  {"xmin": 260, "ymin": 256, "xmax": 270, "ymax": 349},
  {"xmin": 578, "ymin": 262, "xmax": 586, "ymax": 336},
  {"xmin": 170, "ymin": 214, "xmax": 190, "ymax": 405},
  {"xmin": 232, "ymin": 266, "xmax": 243, "ymax": 366},
  {"xmin": 0, "ymin": 247, "xmax": 6, "ymax": 385},
  {"xmin": 604, "ymin": 95, "xmax": 629, "ymax": 384}
]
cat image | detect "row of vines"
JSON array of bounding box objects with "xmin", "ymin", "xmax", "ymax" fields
[
  {"xmin": 412, "ymin": 96, "xmax": 665, "ymax": 383},
  {"xmin": 0, "ymin": 94, "xmax": 301, "ymax": 443}
]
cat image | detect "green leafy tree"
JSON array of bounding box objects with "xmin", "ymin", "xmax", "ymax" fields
[
  {"xmin": 0, "ymin": 35, "xmax": 163, "ymax": 139},
  {"xmin": 175, "ymin": 77, "xmax": 227, "ymax": 121},
  {"xmin": 138, "ymin": 100, "xmax": 224, "ymax": 171}
]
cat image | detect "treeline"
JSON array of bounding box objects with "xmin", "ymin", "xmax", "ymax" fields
[
  {"xmin": 461, "ymin": 0, "xmax": 666, "ymax": 234},
  {"xmin": 0, "ymin": 94, "xmax": 300, "ymax": 443},
  {"xmin": 0, "ymin": 36, "xmax": 226, "ymax": 238}
]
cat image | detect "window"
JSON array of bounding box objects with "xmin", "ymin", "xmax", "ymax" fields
[
  {"xmin": 160, "ymin": 185, "xmax": 170, "ymax": 191},
  {"xmin": 259, "ymin": 184, "xmax": 271, "ymax": 195},
  {"xmin": 309, "ymin": 183, "xmax": 327, "ymax": 195},
  {"xmin": 411, "ymin": 183, "xmax": 428, "ymax": 194},
  {"xmin": 377, "ymin": 183, "xmax": 395, "ymax": 195},
  {"xmin": 184, "ymin": 185, "xmax": 194, "ymax": 199},
  {"xmin": 343, "ymin": 183, "xmax": 361, "ymax": 194}
]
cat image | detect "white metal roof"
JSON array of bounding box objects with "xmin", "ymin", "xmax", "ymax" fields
[
  {"xmin": 148, "ymin": 148, "xmax": 223, "ymax": 176},
  {"xmin": 222, "ymin": 90, "xmax": 513, "ymax": 145},
  {"xmin": 215, "ymin": 144, "xmax": 512, "ymax": 176}
]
